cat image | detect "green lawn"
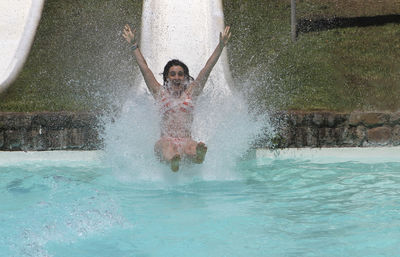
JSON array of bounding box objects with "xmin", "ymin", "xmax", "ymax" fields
[
  {"xmin": 1, "ymin": 0, "xmax": 399, "ymax": 112},
  {"xmin": 224, "ymin": 0, "xmax": 400, "ymax": 112},
  {"xmin": 0, "ymin": 0, "xmax": 143, "ymax": 112}
]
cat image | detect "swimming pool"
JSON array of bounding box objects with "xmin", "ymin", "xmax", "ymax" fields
[{"xmin": 1, "ymin": 148, "xmax": 399, "ymax": 257}]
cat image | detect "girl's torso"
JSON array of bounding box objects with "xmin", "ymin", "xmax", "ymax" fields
[{"xmin": 157, "ymin": 89, "xmax": 194, "ymax": 138}]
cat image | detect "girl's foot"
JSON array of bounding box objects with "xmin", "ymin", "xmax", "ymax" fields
[
  {"xmin": 170, "ymin": 154, "xmax": 181, "ymax": 172},
  {"xmin": 194, "ymin": 142, "xmax": 207, "ymax": 164}
]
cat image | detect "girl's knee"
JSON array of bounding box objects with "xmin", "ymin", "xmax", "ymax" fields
[{"xmin": 184, "ymin": 141, "xmax": 197, "ymax": 155}]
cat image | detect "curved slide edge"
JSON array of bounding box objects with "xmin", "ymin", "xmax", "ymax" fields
[{"xmin": 0, "ymin": 0, "xmax": 45, "ymax": 93}]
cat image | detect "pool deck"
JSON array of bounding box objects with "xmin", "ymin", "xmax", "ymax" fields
[
  {"xmin": 0, "ymin": 147, "xmax": 399, "ymax": 165},
  {"xmin": 256, "ymin": 146, "xmax": 400, "ymax": 163},
  {"xmin": 0, "ymin": 150, "xmax": 104, "ymax": 166}
]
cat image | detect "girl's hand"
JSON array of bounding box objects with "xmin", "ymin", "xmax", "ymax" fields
[
  {"xmin": 123, "ymin": 24, "xmax": 137, "ymax": 44},
  {"xmin": 219, "ymin": 26, "xmax": 231, "ymax": 47}
]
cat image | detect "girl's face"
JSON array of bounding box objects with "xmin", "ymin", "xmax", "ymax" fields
[{"xmin": 167, "ymin": 65, "xmax": 185, "ymax": 91}]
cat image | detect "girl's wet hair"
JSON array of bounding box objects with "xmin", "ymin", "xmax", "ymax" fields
[{"xmin": 162, "ymin": 59, "xmax": 194, "ymax": 89}]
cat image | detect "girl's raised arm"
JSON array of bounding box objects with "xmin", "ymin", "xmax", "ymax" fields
[
  {"xmin": 123, "ymin": 24, "xmax": 161, "ymax": 97},
  {"xmin": 188, "ymin": 26, "xmax": 231, "ymax": 98}
]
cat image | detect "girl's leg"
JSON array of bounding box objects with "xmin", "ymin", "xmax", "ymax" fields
[
  {"xmin": 184, "ymin": 140, "xmax": 207, "ymax": 164},
  {"xmin": 155, "ymin": 138, "xmax": 181, "ymax": 171}
]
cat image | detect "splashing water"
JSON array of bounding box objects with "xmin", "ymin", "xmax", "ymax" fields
[
  {"xmin": 191, "ymin": 91, "xmax": 270, "ymax": 179},
  {"xmin": 102, "ymin": 89, "xmax": 270, "ymax": 182},
  {"xmin": 102, "ymin": 0, "xmax": 272, "ymax": 181}
]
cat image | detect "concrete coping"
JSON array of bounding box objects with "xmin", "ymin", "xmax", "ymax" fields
[
  {"xmin": 256, "ymin": 146, "xmax": 400, "ymax": 163},
  {"xmin": 0, "ymin": 150, "xmax": 104, "ymax": 166},
  {"xmin": 0, "ymin": 147, "xmax": 399, "ymax": 166}
]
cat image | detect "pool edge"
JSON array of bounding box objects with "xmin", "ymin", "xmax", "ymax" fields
[
  {"xmin": 0, "ymin": 147, "xmax": 399, "ymax": 164},
  {"xmin": 256, "ymin": 146, "xmax": 400, "ymax": 163}
]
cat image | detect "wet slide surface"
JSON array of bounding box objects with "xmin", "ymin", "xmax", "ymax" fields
[{"xmin": 139, "ymin": 0, "xmax": 232, "ymax": 95}]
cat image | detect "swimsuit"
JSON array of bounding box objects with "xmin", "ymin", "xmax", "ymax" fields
[
  {"xmin": 158, "ymin": 89, "xmax": 195, "ymax": 151},
  {"xmin": 162, "ymin": 137, "xmax": 190, "ymax": 154},
  {"xmin": 159, "ymin": 90, "xmax": 194, "ymax": 116}
]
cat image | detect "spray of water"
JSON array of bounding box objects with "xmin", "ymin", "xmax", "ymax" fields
[
  {"xmin": 101, "ymin": 88, "xmax": 271, "ymax": 182},
  {"xmin": 101, "ymin": 0, "xmax": 274, "ymax": 182}
]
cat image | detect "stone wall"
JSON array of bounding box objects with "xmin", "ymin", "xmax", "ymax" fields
[
  {"xmin": 0, "ymin": 111, "xmax": 399, "ymax": 151},
  {"xmin": 0, "ymin": 112, "xmax": 100, "ymax": 151},
  {"xmin": 274, "ymin": 111, "xmax": 400, "ymax": 148}
]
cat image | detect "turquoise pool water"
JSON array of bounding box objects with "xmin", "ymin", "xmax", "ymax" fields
[{"xmin": 1, "ymin": 151, "xmax": 400, "ymax": 257}]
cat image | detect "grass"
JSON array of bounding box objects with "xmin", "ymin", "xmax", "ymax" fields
[
  {"xmin": 1, "ymin": 0, "xmax": 400, "ymax": 112},
  {"xmin": 224, "ymin": 0, "xmax": 400, "ymax": 112},
  {"xmin": 0, "ymin": 0, "xmax": 142, "ymax": 112}
]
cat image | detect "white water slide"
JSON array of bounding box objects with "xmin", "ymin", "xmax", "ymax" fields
[
  {"xmin": 0, "ymin": 0, "xmax": 231, "ymax": 95},
  {"xmin": 140, "ymin": 0, "xmax": 232, "ymax": 95},
  {"xmin": 0, "ymin": 0, "xmax": 44, "ymax": 93}
]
